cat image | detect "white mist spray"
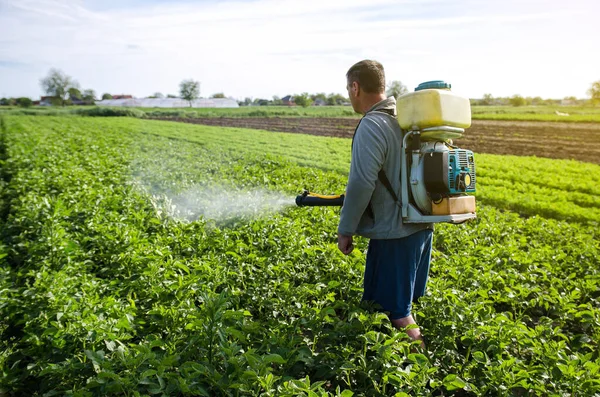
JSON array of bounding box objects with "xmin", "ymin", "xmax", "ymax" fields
[{"xmin": 142, "ymin": 184, "xmax": 294, "ymax": 223}]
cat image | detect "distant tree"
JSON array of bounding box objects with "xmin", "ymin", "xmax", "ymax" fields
[
  {"xmin": 101, "ymin": 93, "xmax": 113, "ymax": 100},
  {"xmin": 211, "ymin": 92, "xmax": 225, "ymax": 98},
  {"xmin": 0, "ymin": 98, "xmax": 8, "ymax": 106},
  {"xmin": 531, "ymin": 96, "xmax": 543, "ymax": 105},
  {"xmin": 326, "ymin": 93, "xmax": 347, "ymax": 106},
  {"xmin": 7, "ymin": 98, "xmax": 17, "ymax": 106},
  {"xmin": 588, "ymin": 80, "xmax": 600, "ymax": 105},
  {"xmin": 271, "ymin": 95, "xmax": 283, "ymax": 106},
  {"xmin": 509, "ymin": 94, "xmax": 526, "ymax": 107},
  {"xmin": 294, "ymin": 93, "xmax": 313, "ymax": 107},
  {"xmin": 16, "ymin": 97, "xmax": 33, "ymax": 108},
  {"xmin": 481, "ymin": 93, "xmax": 494, "ymax": 106},
  {"xmin": 386, "ymin": 80, "xmax": 408, "ymax": 98},
  {"xmin": 68, "ymin": 87, "xmax": 82, "ymax": 101},
  {"xmin": 252, "ymin": 98, "xmax": 269, "ymax": 106},
  {"xmin": 179, "ymin": 79, "xmax": 200, "ymax": 107},
  {"xmin": 82, "ymin": 89, "xmax": 96, "ymax": 102},
  {"xmin": 40, "ymin": 68, "xmax": 77, "ymax": 106},
  {"xmin": 153, "ymin": 92, "xmax": 164, "ymax": 99},
  {"xmin": 167, "ymin": 94, "xmax": 177, "ymax": 98}
]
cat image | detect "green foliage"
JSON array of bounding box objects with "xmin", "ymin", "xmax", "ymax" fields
[
  {"xmin": 509, "ymin": 94, "xmax": 526, "ymax": 107},
  {"xmin": 179, "ymin": 79, "xmax": 200, "ymax": 107},
  {"xmin": 40, "ymin": 68, "xmax": 77, "ymax": 106},
  {"xmin": 326, "ymin": 93, "xmax": 348, "ymax": 106},
  {"xmin": 83, "ymin": 89, "xmax": 97, "ymax": 101},
  {"xmin": 101, "ymin": 93, "xmax": 113, "ymax": 100},
  {"xmin": 310, "ymin": 93, "xmax": 327, "ymax": 105},
  {"xmin": 0, "ymin": 115, "xmax": 598, "ymax": 395},
  {"xmin": 16, "ymin": 97, "xmax": 33, "ymax": 108},
  {"xmin": 211, "ymin": 92, "xmax": 226, "ymax": 98},
  {"xmin": 588, "ymin": 80, "xmax": 600, "ymax": 105},
  {"xmin": 72, "ymin": 107, "xmax": 146, "ymax": 118},
  {"xmin": 386, "ymin": 80, "xmax": 408, "ymax": 98},
  {"xmin": 294, "ymin": 93, "xmax": 313, "ymax": 108},
  {"xmin": 68, "ymin": 87, "xmax": 82, "ymax": 100},
  {"xmin": 481, "ymin": 93, "xmax": 494, "ymax": 105},
  {"xmin": 0, "ymin": 98, "xmax": 17, "ymax": 106}
]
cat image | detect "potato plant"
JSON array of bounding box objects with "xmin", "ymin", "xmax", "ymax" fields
[{"xmin": 0, "ymin": 115, "xmax": 598, "ymax": 396}]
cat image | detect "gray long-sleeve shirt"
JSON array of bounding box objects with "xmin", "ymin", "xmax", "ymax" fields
[{"xmin": 338, "ymin": 97, "xmax": 432, "ymax": 239}]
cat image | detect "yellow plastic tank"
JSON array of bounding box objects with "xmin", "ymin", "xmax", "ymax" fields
[{"xmin": 396, "ymin": 81, "xmax": 471, "ymax": 131}]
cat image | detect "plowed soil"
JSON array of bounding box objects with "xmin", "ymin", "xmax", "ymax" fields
[{"xmin": 151, "ymin": 117, "xmax": 600, "ymax": 164}]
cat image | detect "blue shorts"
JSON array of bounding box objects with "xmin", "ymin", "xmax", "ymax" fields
[{"xmin": 362, "ymin": 229, "xmax": 433, "ymax": 320}]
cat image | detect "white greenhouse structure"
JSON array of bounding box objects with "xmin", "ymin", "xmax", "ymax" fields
[{"xmin": 95, "ymin": 98, "xmax": 239, "ymax": 108}]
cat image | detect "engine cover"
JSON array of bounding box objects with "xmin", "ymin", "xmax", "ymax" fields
[
  {"xmin": 410, "ymin": 143, "xmax": 476, "ymax": 214},
  {"xmin": 424, "ymin": 149, "xmax": 476, "ymax": 196}
]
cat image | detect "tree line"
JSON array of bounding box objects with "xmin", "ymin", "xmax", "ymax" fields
[
  {"xmin": 2, "ymin": 68, "xmax": 599, "ymax": 108},
  {"xmin": 470, "ymin": 93, "xmax": 595, "ymax": 107}
]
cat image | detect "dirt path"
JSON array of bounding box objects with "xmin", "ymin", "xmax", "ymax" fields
[{"xmin": 150, "ymin": 117, "xmax": 600, "ymax": 164}]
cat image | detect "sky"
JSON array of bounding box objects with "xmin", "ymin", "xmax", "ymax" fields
[{"xmin": 0, "ymin": 0, "xmax": 599, "ymax": 100}]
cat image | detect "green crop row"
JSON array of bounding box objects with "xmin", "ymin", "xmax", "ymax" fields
[
  {"xmin": 87, "ymin": 117, "xmax": 600, "ymax": 225},
  {"xmin": 0, "ymin": 115, "xmax": 599, "ymax": 396}
]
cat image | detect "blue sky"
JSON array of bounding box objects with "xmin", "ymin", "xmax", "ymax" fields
[{"xmin": 0, "ymin": 0, "xmax": 598, "ymax": 100}]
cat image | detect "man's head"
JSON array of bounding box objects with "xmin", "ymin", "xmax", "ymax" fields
[{"xmin": 346, "ymin": 60, "xmax": 387, "ymax": 114}]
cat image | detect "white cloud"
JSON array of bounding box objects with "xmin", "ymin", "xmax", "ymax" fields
[{"xmin": 0, "ymin": 0, "xmax": 599, "ymax": 99}]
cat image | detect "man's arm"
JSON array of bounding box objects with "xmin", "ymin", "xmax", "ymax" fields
[{"xmin": 338, "ymin": 118, "xmax": 387, "ymax": 239}]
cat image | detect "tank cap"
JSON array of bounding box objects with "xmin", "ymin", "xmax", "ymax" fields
[{"xmin": 415, "ymin": 80, "xmax": 451, "ymax": 91}]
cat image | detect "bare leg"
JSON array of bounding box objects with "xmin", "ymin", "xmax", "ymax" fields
[{"xmin": 391, "ymin": 315, "xmax": 425, "ymax": 348}]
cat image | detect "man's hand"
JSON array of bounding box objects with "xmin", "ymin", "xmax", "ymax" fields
[{"xmin": 338, "ymin": 233, "xmax": 354, "ymax": 255}]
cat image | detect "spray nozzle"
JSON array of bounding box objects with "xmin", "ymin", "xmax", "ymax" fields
[{"xmin": 295, "ymin": 190, "xmax": 345, "ymax": 207}]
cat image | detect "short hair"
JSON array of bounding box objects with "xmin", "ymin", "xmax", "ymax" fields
[{"xmin": 346, "ymin": 60, "xmax": 385, "ymax": 94}]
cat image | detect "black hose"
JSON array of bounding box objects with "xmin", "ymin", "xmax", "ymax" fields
[{"xmin": 296, "ymin": 194, "xmax": 344, "ymax": 207}]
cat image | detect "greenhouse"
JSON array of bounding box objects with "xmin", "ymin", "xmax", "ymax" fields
[{"xmin": 95, "ymin": 97, "xmax": 239, "ymax": 108}]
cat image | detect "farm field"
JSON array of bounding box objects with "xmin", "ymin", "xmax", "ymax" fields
[
  {"xmin": 3, "ymin": 104, "xmax": 600, "ymax": 123},
  {"xmin": 120, "ymin": 104, "xmax": 600, "ymax": 122},
  {"xmin": 140, "ymin": 105, "xmax": 600, "ymax": 122},
  {"xmin": 1, "ymin": 115, "xmax": 599, "ymax": 396},
  {"xmin": 150, "ymin": 117, "xmax": 600, "ymax": 165}
]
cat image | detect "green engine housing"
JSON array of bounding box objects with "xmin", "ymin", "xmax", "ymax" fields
[{"xmin": 424, "ymin": 149, "xmax": 476, "ymax": 196}]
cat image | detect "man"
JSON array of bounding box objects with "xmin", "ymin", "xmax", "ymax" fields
[{"xmin": 337, "ymin": 60, "xmax": 433, "ymax": 344}]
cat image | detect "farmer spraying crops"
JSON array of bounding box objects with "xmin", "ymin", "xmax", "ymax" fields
[{"xmin": 337, "ymin": 60, "xmax": 434, "ymax": 345}]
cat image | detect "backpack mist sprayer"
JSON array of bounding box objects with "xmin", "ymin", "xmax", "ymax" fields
[{"xmin": 296, "ymin": 81, "xmax": 477, "ymax": 224}]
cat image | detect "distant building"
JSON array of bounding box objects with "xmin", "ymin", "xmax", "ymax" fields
[
  {"xmin": 40, "ymin": 96, "xmax": 55, "ymax": 106},
  {"xmin": 281, "ymin": 95, "xmax": 295, "ymax": 106},
  {"xmin": 312, "ymin": 98, "xmax": 326, "ymax": 106},
  {"xmin": 112, "ymin": 95, "xmax": 133, "ymax": 100},
  {"xmin": 70, "ymin": 98, "xmax": 93, "ymax": 106}
]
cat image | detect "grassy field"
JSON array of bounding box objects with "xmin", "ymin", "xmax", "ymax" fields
[
  {"xmin": 471, "ymin": 105, "xmax": 600, "ymax": 122},
  {"xmin": 1, "ymin": 115, "xmax": 598, "ymax": 396},
  {"xmin": 2, "ymin": 104, "xmax": 600, "ymax": 122}
]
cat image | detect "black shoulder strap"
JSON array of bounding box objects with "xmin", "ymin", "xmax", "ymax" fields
[
  {"xmin": 350, "ymin": 108, "xmax": 401, "ymax": 205},
  {"xmin": 378, "ymin": 169, "xmax": 400, "ymax": 204}
]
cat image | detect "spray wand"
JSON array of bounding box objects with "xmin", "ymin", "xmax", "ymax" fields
[{"xmin": 295, "ymin": 190, "xmax": 344, "ymax": 207}]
